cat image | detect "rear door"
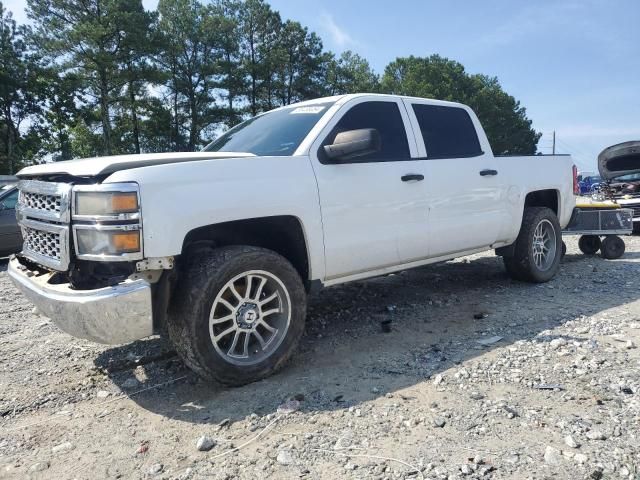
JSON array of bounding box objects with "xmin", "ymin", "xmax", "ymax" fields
[
  {"xmin": 404, "ymin": 100, "xmax": 505, "ymax": 256},
  {"xmin": 309, "ymin": 97, "xmax": 431, "ymax": 280},
  {"xmin": 0, "ymin": 188, "xmax": 22, "ymax": 255}
]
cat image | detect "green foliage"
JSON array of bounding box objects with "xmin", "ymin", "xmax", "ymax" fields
[
  {"xmin": 0, "ymin": 2, "xmax": 42, "ymax": 173},
  {"xmin": 381, "ymin": 55, "xmax": 541, "ymax": 155},
  {"xmin": 326, "ymin": 51, "xmax": 379, "ymax": 95},
  {"xmin": 0, "ymin": 2, "xmax": 542, "ymax": 174}
]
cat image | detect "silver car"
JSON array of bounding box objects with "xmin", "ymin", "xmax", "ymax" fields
[{"xmin": 0, "ymin": 185, "xmax": 21, "ymax": 257}]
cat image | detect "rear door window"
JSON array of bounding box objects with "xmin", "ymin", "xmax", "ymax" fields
[
  {"xmin": 412, "ymin": 104, "xmax": 482, "ymax": 159},
  {"xmin": 322, "ymin": 101, "xmax": 410, "ymax": 163}
]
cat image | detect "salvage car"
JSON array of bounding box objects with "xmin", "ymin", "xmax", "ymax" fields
[
  {"xmin": 0, "ymin": 185, "xmax": 22, "ymax": 257},
  {"xmin": 597, "ymin": 141, "xmax": 640, "ymax": 232},
  {"xmin": 8, "ymin": 94, "xmax": 576, "ymax": 385}
]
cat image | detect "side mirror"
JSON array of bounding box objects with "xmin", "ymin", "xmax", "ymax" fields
[{"xmin": 324, "ymin": 128, "xmax": 381, "ymax": 161}]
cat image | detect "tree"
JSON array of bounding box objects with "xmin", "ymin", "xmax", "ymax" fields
[
  {"xmin": 27, "ymin": 0, "xmax": 152, "ymax": 155},
  {"xmin": 238, "ymin": 0, "xmax": 281, "ymax": 115},
  {"xmin": 116, "ymin": 2, "xmax": 156, "ymax": 154},
  {"xmin": 273, "ymin": 20, "xmax": 326, "ymax": 106},
  {"xmin": 326, "ymin": 50, "xmax": 378, "ymax": 95},
  {"xmin": 210, "ymin": 0, "xmax": 245, "ymax": 127},
  {"xmin": 381, "ymin": 55, "xmax": 540, "ymax": 154},
  {"xmin": 156, "ymin": 0, "xmax": 222, "ymax": 151},
  {"xmin": 38, "ymin": 68, "xmax": 80, "ymax": 161},
  {"xmin": 0, "ymin": 2, "xmax": 41, "ymax": 173}
]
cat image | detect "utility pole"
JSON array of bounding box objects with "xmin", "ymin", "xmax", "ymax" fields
[{"xmin": 552, "ymin": 131, "xmax": 556, "ymax": 155}]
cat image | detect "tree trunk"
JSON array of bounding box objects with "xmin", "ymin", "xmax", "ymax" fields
[
  {"xmin": 98, "ymin": 69, "xmax": 112, "ymax": 155},
  {"xmin": 249, "ymin": 29, "xmax": 257, "ymax": 116},
  {"xmin": 225, "ymin": 52, "xmax": 234, "ymax": 124},
  {"xmin": 128, "ymin": 77, "xmax": 141, "ymax": 154},
  {"xmin": 4, "ymin": 109, "xmax": 17, "ymax": 174},
  {"xmin": 6, "ymin": 128, "xmax": 14, "ymax": 175},
  {"xmin": 188, "ymin": 89, "xmax": 198, "ymax": 151},
  {"xmin": 171, "ymin": 70, "xmax": 180, "ymax": 151}
]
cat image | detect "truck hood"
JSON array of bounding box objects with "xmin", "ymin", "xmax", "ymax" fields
[
  {"xmin": 17, "ymin": 151, "xmax": 256, "ymax": 178},
  {"xmin": 598, "ymin": 141, "xmax": 640, "ymax": 181}
]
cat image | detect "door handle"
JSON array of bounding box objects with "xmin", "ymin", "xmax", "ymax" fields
[
  {"xmin": 479, "ymin": 169, "xmax": 498, "ymax": 176},
  {"xmin": 401, "ymin": 174, "xmax": 424, "ymax": 182}
]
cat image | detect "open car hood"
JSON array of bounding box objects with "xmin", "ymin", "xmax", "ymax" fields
[
  {"xmin": 17, "ymin": 151, "xmax": 255, "ymax": 178},
  {"xmin": 598, "ymin": 141, "xmax": 640, "ymax": 181}
]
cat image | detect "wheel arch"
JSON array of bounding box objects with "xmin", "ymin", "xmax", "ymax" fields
[
  {"xmin": 496, "ymin": 190, "xmax": 562, "ymax": 258},
  {"xmin": 179, "ymin": 215, "xmax": 313, "ymax": 288},
  {"xmin": 524, "ymin": 188, "xmax": 561, "ymax": 218}
]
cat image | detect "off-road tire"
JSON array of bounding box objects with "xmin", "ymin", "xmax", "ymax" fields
[
  {"xmin": 167, "ymin": 246, "xmax": 306, "ymax": 386},
  {"xmin": 578, "ymin": 235, "xmax": 601, "ymax": 255},
  {"xmin": 503, "ymin": 207, "xmax": 563, "ymax": 283},
  {"xmin": 600, "ymin": 235, "xmax": 625, "ymax": 260}
]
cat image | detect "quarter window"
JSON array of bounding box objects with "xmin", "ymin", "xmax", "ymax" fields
[
  {"xmin": 323, "ymin": 101, "xmax": 410, "ymax": 162},
  {"xmin": 412, "ymin": 104, "xmax": 482, "ymax": 159}
]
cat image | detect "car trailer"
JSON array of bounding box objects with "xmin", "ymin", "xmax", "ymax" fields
[{"xmin": 562, "ymin": 203, "xmax": 633, "ymax": 259}]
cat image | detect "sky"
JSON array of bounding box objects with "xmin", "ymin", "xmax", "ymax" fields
[{"xmin": 5, "ymin": 0, "xmax": 640, "ymax": 172}]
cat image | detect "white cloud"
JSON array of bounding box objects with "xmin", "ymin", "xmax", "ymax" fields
[{"xmin": 319, "ymin": 12, "xmax": 355, "ymax": 49}]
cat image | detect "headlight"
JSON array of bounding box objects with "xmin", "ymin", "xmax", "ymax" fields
[
  {"xmin": 75, "ymin": 228, "xmax": 141, "ymax": 256},
  {"xmin": 75, "ymin": 190, "xmax": 139, "ymax": 216},
  {"xmin": 72, "ymin": 183, "xmax": 143, "ymax": 261}
]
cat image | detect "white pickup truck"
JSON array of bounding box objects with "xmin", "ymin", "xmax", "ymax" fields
[{"xmin": 8, "ymin": 94, "xmax": 576, "ymax": 385}]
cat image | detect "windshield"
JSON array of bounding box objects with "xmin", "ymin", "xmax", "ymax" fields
[{"xmin": 204, "ymin": 102, "xmax": 334, "ymax": 156}]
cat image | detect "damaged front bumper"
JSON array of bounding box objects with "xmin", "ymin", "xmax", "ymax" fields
[{"xmin": 8, "ymin": 255, "xmax": 154, "ymax": 344}]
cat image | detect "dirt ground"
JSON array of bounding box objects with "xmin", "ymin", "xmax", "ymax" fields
[{"xmin": 1, "ymin": 236, "xmax": 639, "ymax": 480}]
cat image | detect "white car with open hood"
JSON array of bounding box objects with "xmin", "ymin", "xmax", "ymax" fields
[{"xmin": 9, "ymin": 94, "xmax": 576, "ymax": 385}]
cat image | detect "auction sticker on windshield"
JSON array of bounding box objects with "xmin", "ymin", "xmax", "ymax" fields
[{"xmin": 290, "ymin": 106, "xmax": 325, "ymax": 114}]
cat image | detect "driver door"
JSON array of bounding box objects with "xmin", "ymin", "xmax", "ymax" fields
[{"xmin": 308, "ymin": 97, "xmax": 430, "ymax": 281}]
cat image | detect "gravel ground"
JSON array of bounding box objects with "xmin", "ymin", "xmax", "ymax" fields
[{"xmin": 1, "ymin": 236, "xmax": 639, "ymax": 480}]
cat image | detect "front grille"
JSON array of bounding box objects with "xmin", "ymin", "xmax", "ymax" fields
[
  {"xmin": 630, "ymin": 205, "xmax": 640, "ymax": 218},
  {"xmin": 17, "ymin": 180, "xmax": 72, "ymax": 271},
  {"xmin": 23, "ymin": 226, "xmax": 61, "ymax": 261},
  {"xmin": 20, "ymin": 191, "xmax": 62, "ymax": 214}
]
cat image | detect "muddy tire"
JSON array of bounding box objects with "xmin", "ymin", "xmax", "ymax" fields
[
  {"xmin": 167, "ymin": 246, "xmax": 306, "ymax": 386},
  {"xmin": 600, "ymin": 235, "xmax": 625, "ymax": 260},
  {"xmin": 503, "ymin": 207, "xmax": 563, "ymax": 283},
  {"xmin": 578, "ymin": 235, "xmax": 601, "ymax": 255}
]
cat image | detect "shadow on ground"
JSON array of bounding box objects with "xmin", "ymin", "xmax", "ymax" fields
[{"xmin": 93, "ymin": 250, "xmax": 640, "ymax": 426}]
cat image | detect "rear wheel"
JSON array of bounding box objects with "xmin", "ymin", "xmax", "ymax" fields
[
  {"xmin": 503, "ymin": 207, "xmax": 563, "ymax": 283},
  {"xmin": 578, "ymin": 235, "xmax": 601, "ymax": 255},
  {"xmin": 600, "ymin": 235, "xmax": 625, "ymax": 259},
  {"xmin": 167, "ymin": 246, "xmax": 306, "ymax": 386}
]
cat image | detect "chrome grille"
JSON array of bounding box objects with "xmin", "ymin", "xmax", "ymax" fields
[
  {"xmin": 20, "ymin": 191, "xmax": 62, "ymax": 214},
  {"xmin": 16, "ymin": 180, "xmax": 72, "ymax": 271},
  {"xmin": 17, "ymin": 180, "xmax": 71, "ymax": 223},
  {"xmin": 23, "ymin": 226, "xmax": 61, "ymax": 261}
]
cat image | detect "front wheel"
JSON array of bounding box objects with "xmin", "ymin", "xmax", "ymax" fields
[
  {"xmin": 503, "ymin": 207, "xmax": 563, "ymax": 283},
  {"xmin": 167, "ymin": 246, "xmax": 307, "ymax": 386}
]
